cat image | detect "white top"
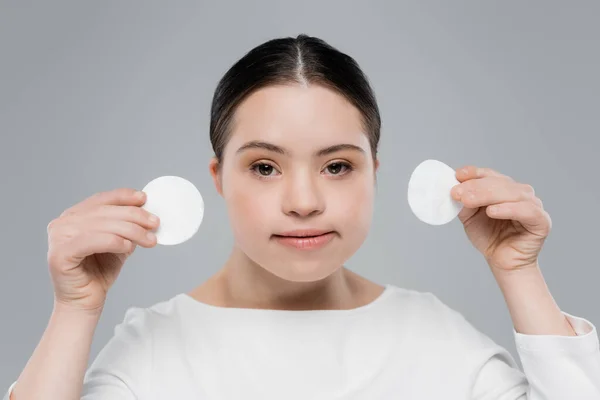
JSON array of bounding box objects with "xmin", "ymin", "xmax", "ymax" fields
[{"xmin": 5, "ymin": 284, "xmax": 600, "ymax": 399}]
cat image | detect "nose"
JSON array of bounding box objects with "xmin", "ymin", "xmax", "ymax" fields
[{"xmin": 281, "ymin": 171, "xmax": 325, "ymax": 218}]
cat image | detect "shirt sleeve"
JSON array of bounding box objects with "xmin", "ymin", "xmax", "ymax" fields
[
  {"xmin": 3, "ymin": 307, "xmax": 154, "ymax": 400},
  {"xmin": 471, "ymin": 311, "xmax": 600, "ymax": 399},
  {"xmin": 3, "ymin": 381, "xmax": 16, "ymax": 400}
]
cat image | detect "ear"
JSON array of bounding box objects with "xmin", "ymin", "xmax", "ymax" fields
[
  {"xmin": 374, "ymin": 158, "xmax": 380, "ymax": 172},
  {"xmin": 209, "ymin": 157, "xmax": 223, "ymax": 197}
]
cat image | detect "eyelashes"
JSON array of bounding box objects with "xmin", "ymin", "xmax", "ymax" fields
[{"xmin": 249, "ymin": 161, "xmax": 354, "ymax": 181}]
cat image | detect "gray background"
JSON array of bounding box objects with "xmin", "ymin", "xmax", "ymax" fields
[{"xmin": 1, "ymin": 0, "xmax": 599, "ymax": 391}]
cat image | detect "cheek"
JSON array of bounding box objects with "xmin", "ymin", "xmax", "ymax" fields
[
  {"xmin": 224, "ymin": 177, "xmax": 274, "ymax": 236},
  {"xmin": 328, "ymin": 179, "xmax": 375, "ymax": 230}
]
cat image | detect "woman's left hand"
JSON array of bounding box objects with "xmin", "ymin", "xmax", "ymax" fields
[{"xmin": 451, "ymin": 165, "xmax": 552, "ymax": 274}]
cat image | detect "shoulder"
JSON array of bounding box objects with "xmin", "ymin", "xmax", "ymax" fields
[
  {"xmin": 383, "ymin": 285, "xmax": 518, "ymax": 372},
  {"xmin": 87, "ymin": 295, "xmax": 184, "ymax": 373},
  {"xmin": 383, "ymin": 284, "xmax": 463, "ymax": 320},
  {"xmin": 382, "ymin": 286, "xmax": 524, "ymax": 394},
  {"xmin": 114, "ymin": 294, "xmax": 185, "ymax": 340},
  {"xmin": 82, "ymin": 296, "xmax": 186, "ymax": 396},
  {"xmin": 384, "ymin": 284, "xmax": 503, "ymax": 351}
]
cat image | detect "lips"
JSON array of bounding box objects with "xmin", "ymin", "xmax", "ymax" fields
[
  {"xmin": 272, "ymin": 230, "xmax": 335, "ymax": 250},
  {"xmin": 275, "ymin": 229, "xmax": 332, "ymax": 238}
]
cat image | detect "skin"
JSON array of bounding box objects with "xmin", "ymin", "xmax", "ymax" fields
[
  {"xmin": 451, "ymin": 167, "xmax": 575, "ymax": 335},
  {"xmin": 188, "ymin": 83, "xmax": 576, "ymax": 337},
  {"xmin": 189, "ymin": 84, "xmax": 385, "ymax": 311},
  {"xmin": 8, "ymin": 76, "xmax": 581, "ymax": 400}
]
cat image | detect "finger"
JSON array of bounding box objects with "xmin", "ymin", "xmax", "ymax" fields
[
  {"xmin": 451, "ymin": 177, "xmax": 535, "ymax": 209},
  {"xmin": 457, "ymin": 204, "xmax": 479, "ymax": 224},
  {"xmin": 455, "ymin": 165, "xmax": 514, "ymax": 183},
  {"xmin": 486, "ymin": 201, "xmax": 552, "ymax": 235},
  {"xmin": 57, "ymin": 232, "xmax": 133, "ymax": 268},
  {"xmin": 61, "ymin": 188, "xmax": 146, "ymax": 217},
  {"xmin": 85, "ymin": 205, "xmax": 160, "ymax": 230},
  {"xmin": 85, "ymin": 218, "xmax": 157, "ymax": 248}
]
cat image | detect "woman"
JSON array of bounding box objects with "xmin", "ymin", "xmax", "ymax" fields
[{"xmin": 6, "ymin": 34, "xmax": 599, "ymax": 399}]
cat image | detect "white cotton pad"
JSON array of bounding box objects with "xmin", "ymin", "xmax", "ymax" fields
[
  {"xmin": 407, "ymin": 159, "xmax": 463, "ymax": 226},
  {"xmin": 141, "ymin": 176, "xmax": 204, "ymax": 245}
]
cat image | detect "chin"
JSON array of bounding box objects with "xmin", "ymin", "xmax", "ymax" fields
[{"xmin": 263, "ymin": 258, "xmax": 344, "ymax": 282}]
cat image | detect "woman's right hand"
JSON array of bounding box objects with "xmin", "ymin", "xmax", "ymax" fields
[{"xmin": 46, "ymin": 188, "xmax": 160, "ymax": 313}]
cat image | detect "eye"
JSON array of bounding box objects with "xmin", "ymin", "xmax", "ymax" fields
[
  {"xmin": 324, "ymin": 162, "xmax": 352, "ymax": 176},
  {"xmin": 250, "ymin": 162, "xmax": 280, "ymax": 178}
]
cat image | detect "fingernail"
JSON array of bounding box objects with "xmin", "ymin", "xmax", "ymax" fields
[
  {"xmin": 147, "ymin": 231, "xmax": 156, "ymax": 241},
  {"xmin": 149, "ymin": 214, "xmax": 159, "ymax": 223}
]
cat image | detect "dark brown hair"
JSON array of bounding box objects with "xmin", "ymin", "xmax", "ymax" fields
[{"xmin": 209, "ymin": 34, "xmax": 381, "ymax": 169}]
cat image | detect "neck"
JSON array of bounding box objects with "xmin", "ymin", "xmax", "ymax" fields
[{"xmin": 216, "ymin": 245, "xmax": 357, "ymax": 310}]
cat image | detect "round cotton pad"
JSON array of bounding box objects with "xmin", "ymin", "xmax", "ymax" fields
[
  {"xmin": 407, "ymin": 159, "xmax": 464, "ymax": 226},
  {"xmin": 141, "ymin": 176, "xmax": 204, "ymax": 245}
]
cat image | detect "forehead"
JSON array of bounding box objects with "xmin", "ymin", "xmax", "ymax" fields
[{"xmin": 227, "ymin": 84, "xmax": 369, "ymax": 153}]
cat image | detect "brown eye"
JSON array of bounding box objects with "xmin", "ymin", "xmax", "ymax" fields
[
  {"xmin": 251, "ymin": 163, "xmax": 277, "ymax": 177},
  {"xmin": 258, "ymin": 164, "xmax": 273, "ymax": 175},
  {"xmin": 325, "ymin": 162, "xmax": 350, "ymax": 175}
]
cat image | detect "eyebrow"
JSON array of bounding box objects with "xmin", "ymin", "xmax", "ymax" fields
[{"xmin": 235, "ymin": 140, "xmax": 366, "ymax": 157}]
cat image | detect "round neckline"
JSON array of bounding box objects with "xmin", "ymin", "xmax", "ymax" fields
[{"xmin": 176, "ymin": 283, "xmax": 395, "ymax": 315}]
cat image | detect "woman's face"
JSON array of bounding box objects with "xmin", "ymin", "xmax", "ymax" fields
[{"xmin": 211, "ymin": 84, "xmax": 378, "ymax": 282}]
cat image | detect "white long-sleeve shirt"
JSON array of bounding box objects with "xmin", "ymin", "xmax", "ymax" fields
[{"xmin": 5, "ymin": 283, "xmax": 600, "ymax": 399}]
